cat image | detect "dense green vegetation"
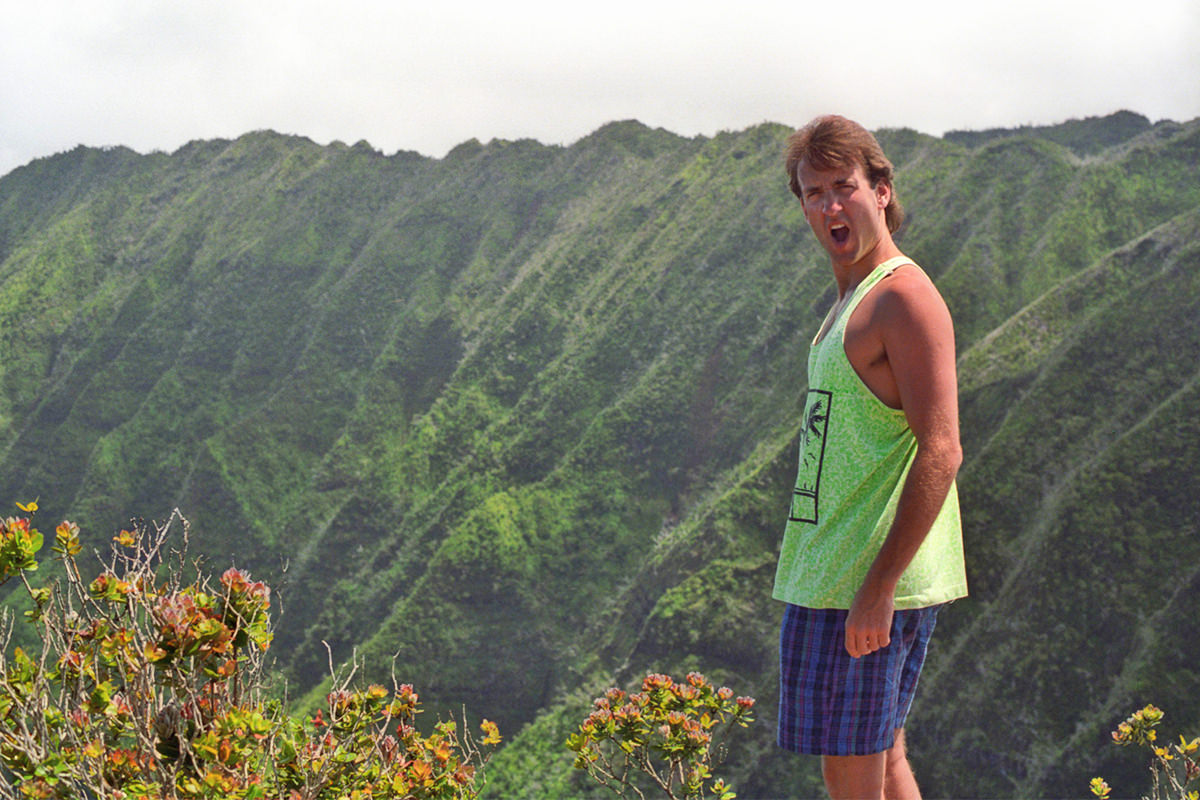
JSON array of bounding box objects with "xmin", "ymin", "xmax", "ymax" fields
[{"xmin": 0, "ymin": 110, "xmax": 1197, "ymax": 798}]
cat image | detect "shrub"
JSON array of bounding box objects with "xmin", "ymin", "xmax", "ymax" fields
[
  {"xmin": 566, "ymin": 671, "xmax": 755, "ymax": 800},
  {"xmin": 1090, "ymin": 705, "xmax": 1200, "ymax": 800},
  {"xmin": 0, "ymin": 504, "xmax": 498, "ymax": 799}
]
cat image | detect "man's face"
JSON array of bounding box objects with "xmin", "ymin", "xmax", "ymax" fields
[{"xmin": 795, "ymin": 159, "xmax": 891, "ymax": 269}]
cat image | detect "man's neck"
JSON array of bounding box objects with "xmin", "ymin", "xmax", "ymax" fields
[{"xmin": 832, "ymin": 239, "xmax": 904, "ymax": 297}]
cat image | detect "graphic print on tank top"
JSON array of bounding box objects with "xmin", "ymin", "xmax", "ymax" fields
[{"xmin": 789, "ymin": 388, "xmax": 832, "ymax": 524}]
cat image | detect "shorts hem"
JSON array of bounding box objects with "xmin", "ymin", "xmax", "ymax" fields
[{"xmin": 777, "ymin": 729, "xmax": 898, "ymax": 757}]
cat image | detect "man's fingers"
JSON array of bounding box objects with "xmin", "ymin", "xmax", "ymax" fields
[{"xmin": 844, "ymin": 628, "xmax": 891, "ymax": 658}]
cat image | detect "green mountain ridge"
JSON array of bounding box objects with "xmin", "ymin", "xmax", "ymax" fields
[{"xmin": 0, "ymin": 110, "xmax": 1197, "ymax": 798}]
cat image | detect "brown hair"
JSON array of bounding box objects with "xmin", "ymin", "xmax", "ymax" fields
[{"xmin": 785, "ymin": 115, "xmax": 905, "ymax": 233}]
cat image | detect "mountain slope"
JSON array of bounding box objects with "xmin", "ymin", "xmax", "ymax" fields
[{"xmin": 0, "ymin": 111, "xmax": 1196, "ymax": 798}]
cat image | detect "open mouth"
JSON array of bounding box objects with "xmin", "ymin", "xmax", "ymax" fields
[{"xmin": 830, "ymin": 224, "xmax": 849, "ymax": 245}]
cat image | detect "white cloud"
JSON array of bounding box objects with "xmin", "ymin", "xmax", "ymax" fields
[{"xmin": 1, "ymin": 0, "xmax": 1198, "ymax": 177}]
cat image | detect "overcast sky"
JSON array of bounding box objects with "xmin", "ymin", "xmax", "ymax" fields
[{"xmin": 2, "ymin": 0, "xmax": 1198, "ymax": 178}]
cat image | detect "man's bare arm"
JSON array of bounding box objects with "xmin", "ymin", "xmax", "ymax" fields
[{"xmin": 844, "ymin": 269, "xmax": 962, "ymax": 658}]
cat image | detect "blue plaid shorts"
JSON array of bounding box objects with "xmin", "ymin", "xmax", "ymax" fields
[{"xmin": 777, "ymin": 603, "xmax": 941, "ymax": 756}]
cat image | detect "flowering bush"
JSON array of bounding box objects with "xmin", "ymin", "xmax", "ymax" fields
[
  {"xmin": 566, "ymin": 671, "xmax": 755, "ymax": 800},
  {"xmin": 0, "ymin": 504, "xmax": 498, "ymax": 800},
  {"xmin": 1090, "ymin": 705, "xmax": 1200, "ymax": 800}
]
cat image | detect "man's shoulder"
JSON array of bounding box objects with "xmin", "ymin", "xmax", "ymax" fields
[
  {"xmin": 877, "ymin": 258, "xmax": 937, "ymax": 294},
  {"xmin": 870, "ymin": 261, "xmax": 952, "ymax": 327}
]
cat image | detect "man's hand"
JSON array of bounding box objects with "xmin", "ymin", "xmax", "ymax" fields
[{"xmin": 845, "ymin": 578, "xmax": 895, "ymax": 658}]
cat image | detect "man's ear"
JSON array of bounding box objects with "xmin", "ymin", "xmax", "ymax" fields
[{"xmin": 875, "ymin": 179, "xmax": 892, "ymax": 210}]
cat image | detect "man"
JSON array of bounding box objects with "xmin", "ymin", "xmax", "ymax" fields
[{"xmin": 773, "ymin": 115, "xmax": 968, "ymax": 800}]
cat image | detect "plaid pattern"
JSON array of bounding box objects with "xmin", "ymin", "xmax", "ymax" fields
[{"xmin": 777, "ymin": 603, "xmax": 941, "ymax": 756}]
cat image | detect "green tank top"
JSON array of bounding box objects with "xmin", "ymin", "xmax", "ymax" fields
[{"xmin": 772, "ymin": 256, "xmax": 968, "ymax": 610}]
